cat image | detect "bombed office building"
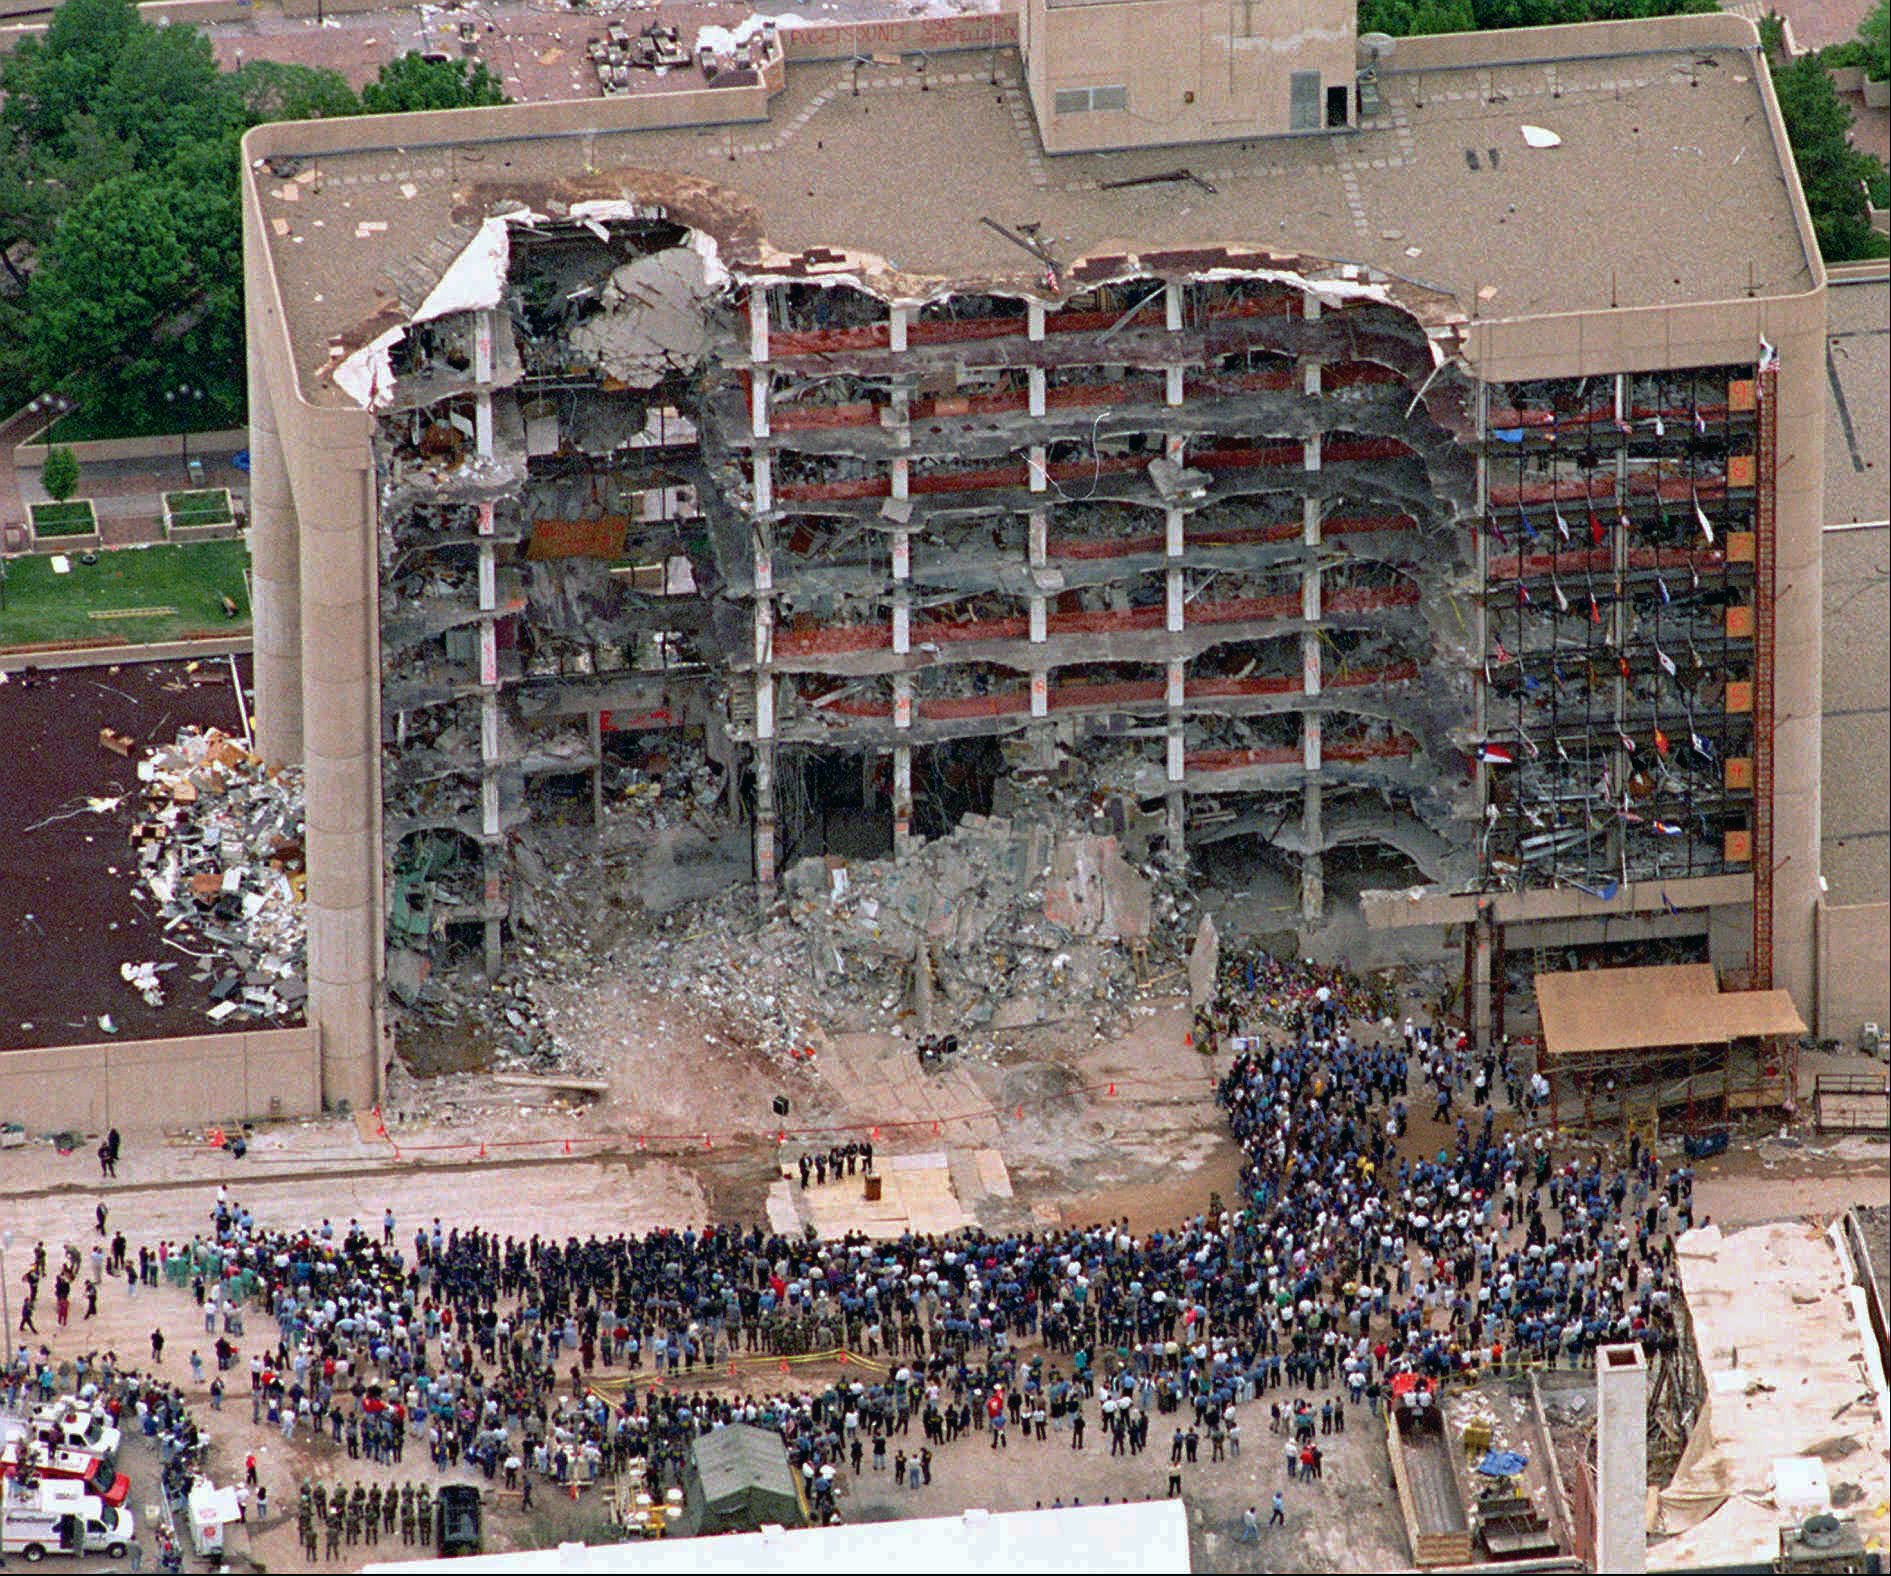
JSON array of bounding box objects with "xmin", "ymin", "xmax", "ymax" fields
[{"xmin": 240, "ymin": 3, "xmax": 1828, "ymax": 1109}]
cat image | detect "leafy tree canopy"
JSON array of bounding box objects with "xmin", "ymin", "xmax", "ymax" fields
[{"xmin": 359, "ymin": 52, "xmax": 508, "ymax": 114}]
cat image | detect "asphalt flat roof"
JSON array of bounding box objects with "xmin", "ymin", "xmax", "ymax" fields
[
  {"xmin": 1824, "ymin": 277, "xmax": 1890, "ymax": 526},
  {"xmin": 252, "ymin": 30, "xmax": 1813, "ymax": 403},
  {"xmin": 1536, "ymin": 963, "xmax": 1807, "ymax": 1056},
  {"xmin": 1821, "ymin": 519, "xmax": 1889, "ymax": 907}
]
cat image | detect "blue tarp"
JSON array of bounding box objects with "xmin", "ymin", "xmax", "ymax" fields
[{"xmin": 1477, "ymin": 1449, "xmax": 1529, "ymax": 1477}]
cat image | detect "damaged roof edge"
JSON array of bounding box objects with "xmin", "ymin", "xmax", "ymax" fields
[{"xmin": 328, "ymin": 174, "xmax": 1470, "ymax": 413}]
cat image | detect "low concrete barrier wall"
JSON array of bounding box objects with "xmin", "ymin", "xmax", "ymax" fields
[
  {"xmin": 0, "ymin": 1026, "xmax": 322, "ymax": 1131},
  {"xmin": 13, "ymin": 427, "xmax": 248, "ymax": 468}
]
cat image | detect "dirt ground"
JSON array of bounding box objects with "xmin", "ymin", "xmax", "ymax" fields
[{"xmin": 0, "ymin": 654, "xmax": 266, "ymax": 1050}]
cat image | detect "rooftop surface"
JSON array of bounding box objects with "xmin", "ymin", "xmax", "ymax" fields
[
  {"xmin": 250, "ymin": 25, "xmax": 1814, "ymax": 403},
  {"xmin": 1821, "ymin": 518, "xmax": 1888, "ymax": 908},
  {"xmin": 1824, "ymin": 275, "xmax": 1890, "ymax": 526}
]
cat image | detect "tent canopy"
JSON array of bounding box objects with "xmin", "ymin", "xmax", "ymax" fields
[
  {"xmin": 1536, "ymin": 963, "xmax": 1806, "ymax": 1057},
  {"xmin": 682, "ymin": 1424, "xmax": 808, "ymax": 1536}
]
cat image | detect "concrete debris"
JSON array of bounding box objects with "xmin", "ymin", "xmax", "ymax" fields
[{"xmin": 125, "ymin": 726, "xmax": 308, "ymax": 1024}]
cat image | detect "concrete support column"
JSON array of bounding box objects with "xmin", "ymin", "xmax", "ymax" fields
[
  {"xmin": 246, "ymin": 377, "xmax": 302, "ymax": 768},
  {"xmin": 1166, "ymin": 509, "xmax": 1185, "ymax": 558},
  {"xmin": 893, "ymin": 598, "xmax": 911, "ymax": 655},
  {"xmin": 752, "ymin": 455, "xmax": 772, "ymax": 516},
  {"xmin": 1303, "ymin": 432, "xmax": 1321, "ymax": 472},
  {"xmin": 1028, "ymin": 444, "xmax": 1047, "ymax": 493},
  {"xmin": 1028, "ymin": 300, "xmax": 1045, "ymax": 342},
  {"xmin": 481, "ymin": 845, "xmax": 502, "ymax": 976},
  {"xmin": 1165, "ymin": 366, "xmax": 1184, "ymax": 406},
  {"xmin": 749, "ymin": 289, "xmax": 770, "ymax": 364},
  {"xmin": 1167, "ymin": 659, "xmax": 1186, "ymax": 708},
  {"xmin": 297, "ymin": 440, "xmax": 378, "ymax": 1113},
  {"xmin": 1166, "ymin": 567, "xmax": 1184, "ymax": 633},
  {"xmin": 1166, "ymin": 791, "xmax": 1186, "ymax": 855},
  {"xmin": 1472, "ymin": 903, "xmax": 1494, "ymax": 1053},
  {"xmin": 750, "ymin": 370, "xmax": 770, "ymax": 439},
  {"xmin": 1028, "ymin": 512, "xmax": 1048, "ymax": 567},
  {"xmin": 1303, "ymin": 359, "xmax": 1322, "ymax": 397},
  {"xmin": 1028, "ymin": 367, "xmax": 1046, "ymax": 418},
  {"xmin": 753, "ymin": 741, "xmax": 776, "ymax": 890},
  {"xmin": 889, "ymin": 304, "xmax": 909, "ymax": 352},
  {"xmin": 1596, "ymin": 1345, "xmax": 1649, "ymax": 1575},
  {"xmin": 475, "ymin": 394, "xmax": 493, "ymax": 462},
  {"xmin": 1029, "ymin": 597, "xmax": 1047, "ymax": 643},
  {"xmin": 1302, "ymin": 291, "xmax": 1322, "ymax": 323},
  {"xmin": 1030, "ymin": 672, "xmax": 1048, "ymax": 718},
  {"xmin": 1300, "ymin": 780, "xmax": 1324, "ymax": 923},
  {"xmin": 893, "ymin": 674, "xmax": 912, "ymax": 731},
  {"xmin": 1164, "ymin": 281, "xmax": 1183, "ymax": 332},
  {"xmin": 893, "ymin": 741, "xmax": 913, "ymax": 857},
  {"xmin": 1166, "ymin": 726, "xmax": 1185, "ymax": 783},
  {"xmin": 891, "ymin": 456, "xmax": 909, "ymax": 500},
  {"xmin": 892, "ymin": 527, "xmax": 910, "ymax": 580},
  {"xmin": 477, "ymin": 544, "xmax": 495, "ymax": 611}
]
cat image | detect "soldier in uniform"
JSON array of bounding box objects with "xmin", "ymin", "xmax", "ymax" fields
[
  {"xmin": 383, "ymin": 1481, "xmax": 398, "ymax": 1536},
  {"xmin": 415, "ymin": 1483, "xmax": 432, "ymax": 1547},
  {"xmin": 324, "ymin": 1497, "xmax": 343, "ymax": 1561},
  {"xmin": 365, "ymin": 1482, "xmax": 382, "ymax": 1545},
  {"xmin": 311, "ymin": 1481, "xmax": 328, "ymax": 1523},
  {"xmin": 344, "ymin": 1484, "xmax": 363, "ymax": 1546},
  {"xmin": 297, "ymin": 1491, "xmax": 317, "ymax": 1563},
  {"xmin": 399, "ymin": 1483, "xmax": 417, "ymax": 1545}
]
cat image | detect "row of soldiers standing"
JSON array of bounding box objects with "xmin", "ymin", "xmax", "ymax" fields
[{"xmin": 297, "ymin": 1480, "xmax": 432, "ymax": 1561}]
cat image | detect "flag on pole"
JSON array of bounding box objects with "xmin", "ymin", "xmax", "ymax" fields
[
  {"xmin": 1693, "ymin": 494, "xmax": 1714, "ymax": 544},
  {"xmin": 1653, "ymin": 413, "xmax": 1665, "ymax": 438},
  {"xmin": 1589, "ymin": 595, "xmax": 1603, "ymax": 625},
  {"xmin": 1589, "ymin": 506, "xmax": 1605, "ymax": 546},
  {"xmin": 1478, "ymin": 744, "xmax": 1515, "ymax": 765},
  {"xmin": 1656, "ymin": 575, "xmax": 1672, "ymax": 606},
  {"xmin": 1691, "ymin": 729, "xmax": 1714, "ymax": 760},
  {"xmin": 1693, "ymin": 406, "xmax": 1706, "ymax": 435},
  {"xmin": 1516, "ymin": 582, "xmax": 1531, "ymax": 606},
  {"xmin": 1552, "ymin": 579, "xmax": 1569, "ymax": 613},
  {"xmin": 1518, "ymin": 505, "xmax": 1538, "ymax": 541},
  {"xmin": 1654, "ymin": 727, "xmax": 1671, "ymax": 755},
  {"xmin": 1653, "ymin": 820, "xmax": 1683, "ymax": 836},
  {"xmin": 1554, "ymin": 507, "xmax": 1570, "ymax": 542},
  {"xmin": 1656, "ymin": 647, "xmax": 1677, "ymax": 677},
  {"xmin": 1619, "ymin": 732, "xmax": 1637, "ymax": 754},
  {"xmin": 1662, "ymin": 888, "xmax": 1680, "ymax": 913}
]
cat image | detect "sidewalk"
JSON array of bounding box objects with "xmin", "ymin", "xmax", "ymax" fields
[{"xmin": 16, "ymin": 448, "xmax": 250, "ymax": 546}]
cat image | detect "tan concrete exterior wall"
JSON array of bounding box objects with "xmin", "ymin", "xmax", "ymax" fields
[
  {"xmin": 243, "ymin": 146, "xmax": 381, "ymax": 1113},
  {"xmin": 1021, "ymin": 0, "xmax": 1354, "ymax": 152},
  {"xmin": 1817, "ymin": 900, "xmax": 1891, "ymax": 1043},
  {"xmin": 0, "ymin": 1028, "xmax": 321, "ymax": 1132}
]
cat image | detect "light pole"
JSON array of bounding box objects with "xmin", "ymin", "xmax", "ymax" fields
[{"xmin": 165, "ymin": 383, "xmax": 207, "ymax": 483}]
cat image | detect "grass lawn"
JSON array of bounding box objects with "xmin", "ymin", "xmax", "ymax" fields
[
  {"xmin": 29, "ymin": 500, "xmax": 97, "ymax": 536},
  {"xmin": 43, "ymin": 400, "xmax": 242, "ymax": 445},
  {"xmin": 0, "ymin": 540, "xmax": 251, "ymax": 650},
  {"xmin": 165, "ymin": 488, "xmax": 233, "ymax": 527}
]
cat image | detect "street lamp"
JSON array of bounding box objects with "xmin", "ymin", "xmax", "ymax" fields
[{"xmin": 164, "ymin": 383, "xmax": 207, "ymax": 483}]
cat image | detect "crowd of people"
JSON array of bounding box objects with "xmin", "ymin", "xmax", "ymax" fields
[{"xmin": 7, "ymin": 951, "xmax": 1706, "ymax": 1553}]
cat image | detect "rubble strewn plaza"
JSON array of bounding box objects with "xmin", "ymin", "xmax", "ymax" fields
[{"xmin": 1, "ymin": 0, "xmax": 1887, "ymax": 1570}]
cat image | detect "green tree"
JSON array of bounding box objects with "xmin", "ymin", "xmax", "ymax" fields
[
  {"xmin": 27, "ymin": 174, "xmax": 197, "ymax": 424},
  {"xmin": 39, "ymin": 444, "xmax": 79, "ymax": 504},
  {"xmin": 1771, "ymin": 48, "xmax": 1888, "ymax": 261},
  {"xmin": 0, "ymin": 0, "xmax": 140, "ymax": 151},
  {"xmin": 1861, "ymin": 0, "xmax": 1890, "ymax": 81},
  {"xmin": 231, "ymin": 59, "xmax": 360, "ymax": 124},
  {"xmin": 360, "ymin": 52, "xmax": 508, "ymax": 115},
  {"xmin": 92, "ymin": 20, "xmax": 233, "ymax": 167}
]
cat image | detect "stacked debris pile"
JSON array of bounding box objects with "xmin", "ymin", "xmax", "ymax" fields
[{"xmin": 127, "ymin": 727, "xmax": 308, "ymax": 1023}]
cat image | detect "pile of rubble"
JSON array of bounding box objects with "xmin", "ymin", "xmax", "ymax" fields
[
  {"xmin": 518, "ymin": 812, "xmax": 1196, "ymax": 1061},
  {"xmin": 126, "ymin": 726, "xmax": 308, "ymax": 1023},
  {"xmin": 777, "ymin": 814, "xmax": 1191, "ymax": 1046}
]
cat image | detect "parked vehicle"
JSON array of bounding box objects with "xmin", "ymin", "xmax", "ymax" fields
[
  {"xmin": 0, "ymin": 1477, "xmax": 135, "ymax": 1560},
  {"xmin": 0, "ymin": 1437, "xmax": 130, "ymax": 1507},
  {"xmin": 437, "ymin": 1483, "xmax": 482, "ymax": 1555}
]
